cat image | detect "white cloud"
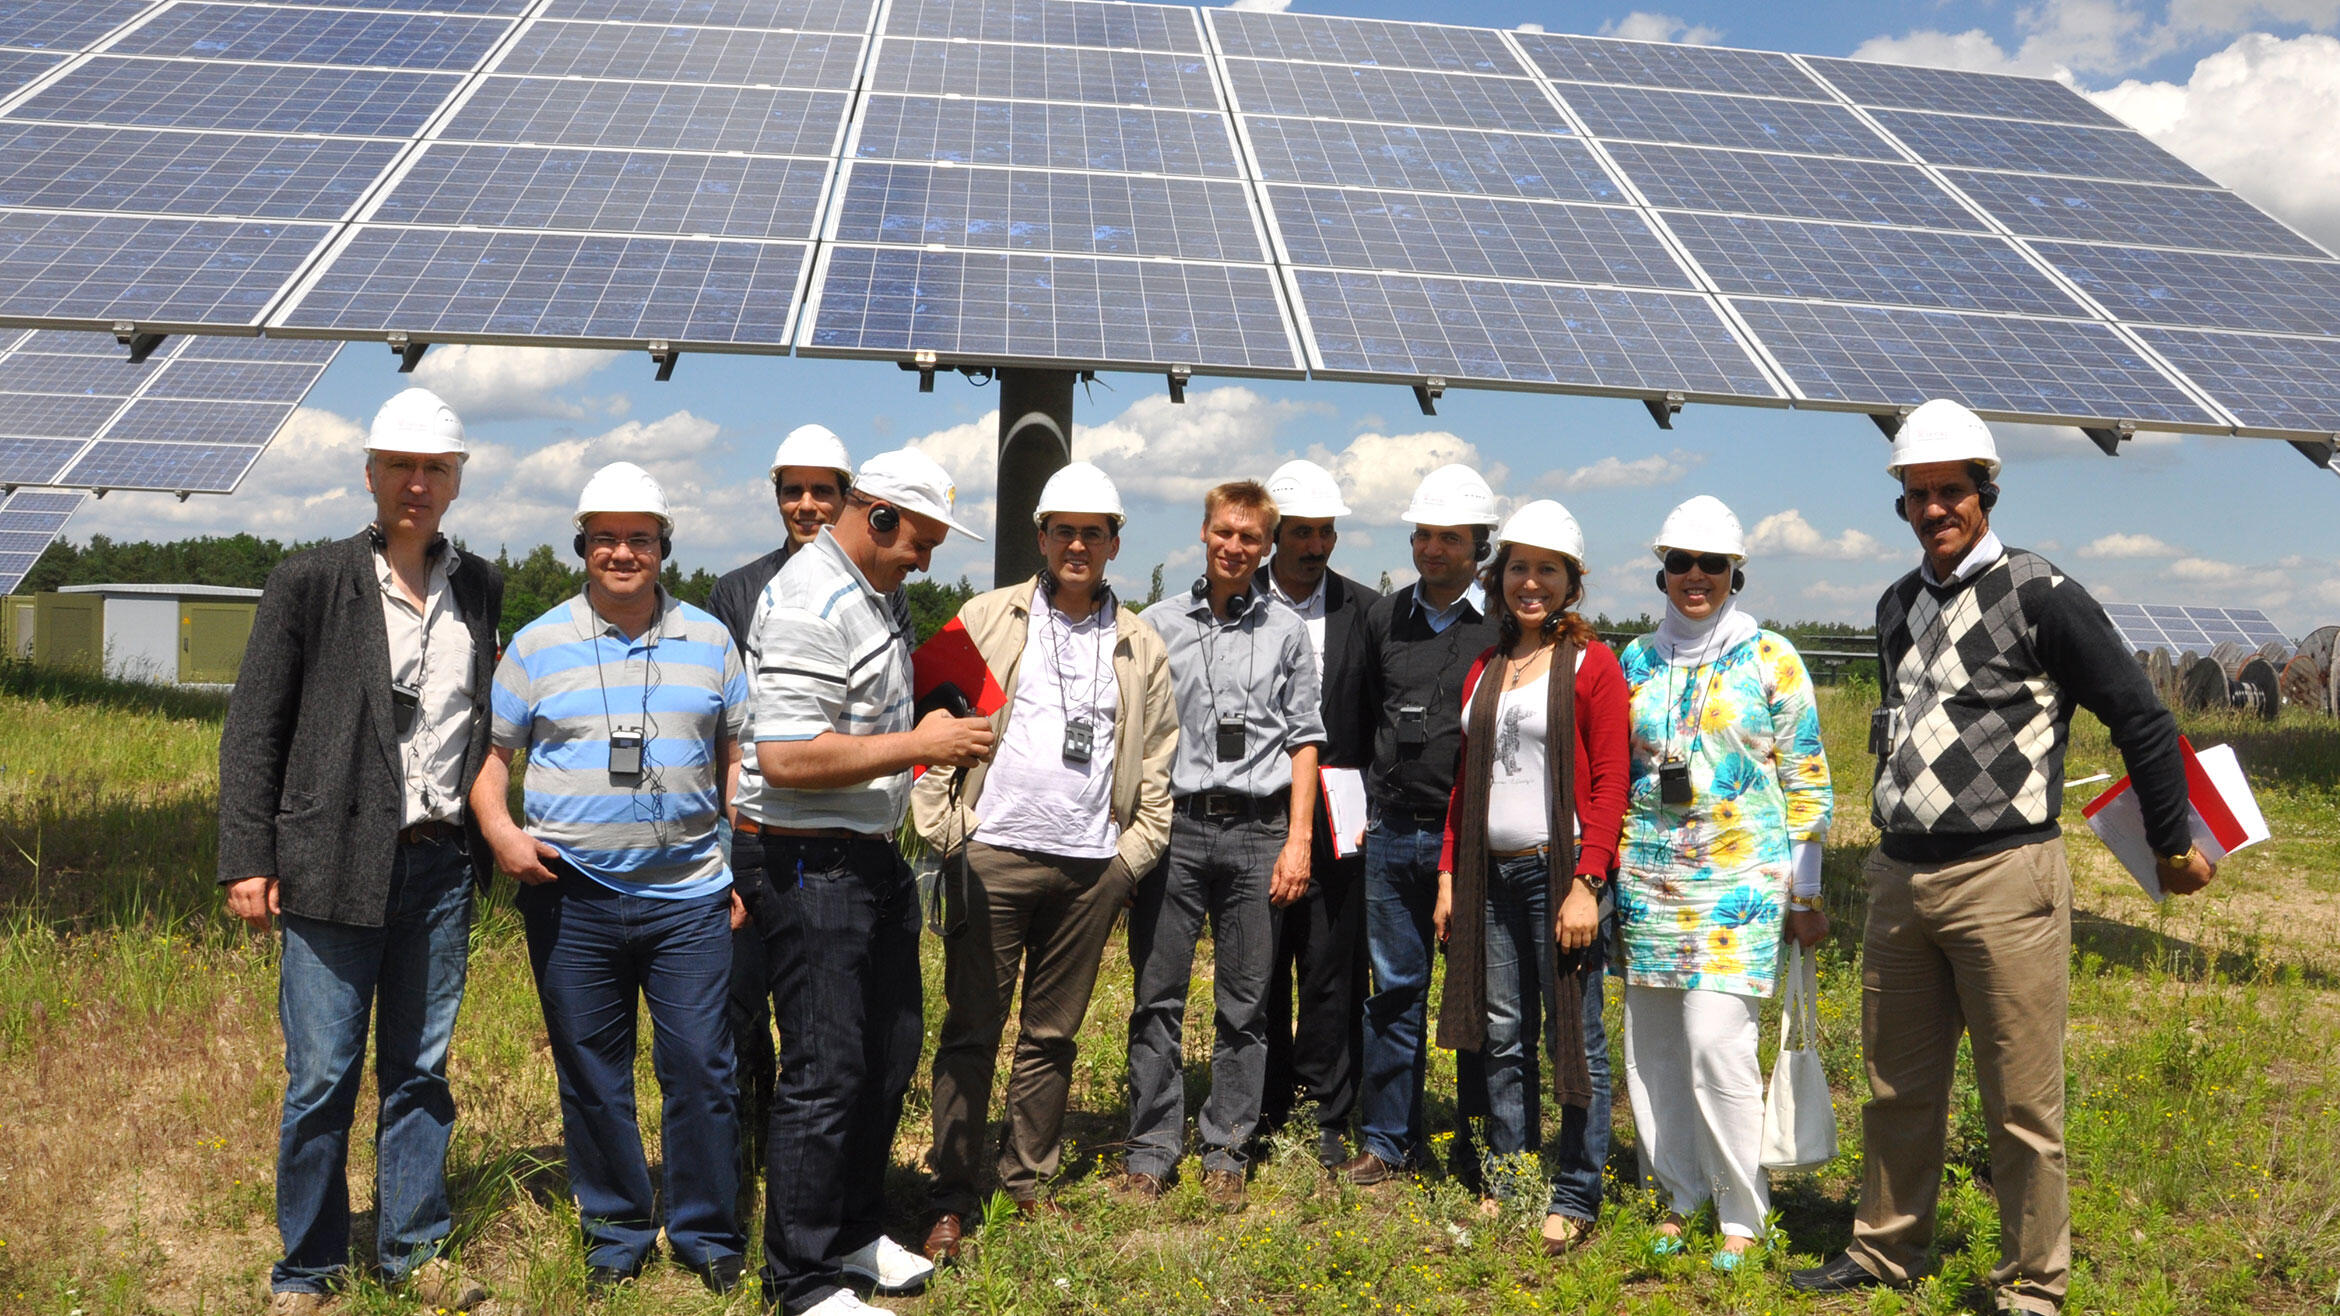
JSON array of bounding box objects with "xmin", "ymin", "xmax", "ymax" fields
[
  {"xmin": 1599, "ymin": 12, "xmax": 1722, "ymax": 44},
  {"xmin": 70, "ymin": 405, "xmax": 377, "ymax": 543},
  {"xmin": 1747, "ymin": 509, "xmax": 1891, "ymax": 560},
  {"xmin": 1804, "ymin": 578, "xmax": 1890, "ymax": 606},
  {"xmin": 905, "ymin": 411, "xmax": 1001, "ymax": 496},
  {"xmin": 1515, "ymin": 22, "xmax": 1545, "ymax": 33},
  {"xmin": 1078, "ymin": 387, "xmax": 1326, "ymax": 504},
  {"xmin": 1307, "ymin": 431, "xmax": 1509, "ymax": 525},
  {"xmin": 1537, "ymin": 449, "xmax": 1704, "ymax": 494},
  {"xmin": 1844, "ymin": 0, "xmax": 2167, "ymax": 78},
  {"xmin": 408, "ymin": 344, "xmax": 625, "ymax": 422},
  {"xmin": 2080, "ymin": 532, "xmax": 2182, "ymax": 558}
]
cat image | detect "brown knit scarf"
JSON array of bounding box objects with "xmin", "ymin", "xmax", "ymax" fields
[{"xmin": 1434, "ymin": 638, "xmax": 1594, "ymax": 1109}]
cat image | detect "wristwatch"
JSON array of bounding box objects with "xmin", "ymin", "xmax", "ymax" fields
[{"xmin": 2156, "ymin": 845, "xmax": 2199, "ymax": 868}]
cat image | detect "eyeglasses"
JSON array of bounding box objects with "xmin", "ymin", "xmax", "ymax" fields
[
  {"xmin": 587, "ymin": 533, "xmax": 661, "ymax": 556},
  {"xmin": 1045, "ymin": 523, "xmax": 1114, "ymax": 546},
  {"xmin": 1662, "ymin": 550, "xmax": 1732, "ymax": 576}
]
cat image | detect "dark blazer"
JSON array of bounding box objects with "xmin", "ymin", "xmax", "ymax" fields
[
  {"xmin": 1258, "ymin": 565, "xmax": 1380, "ymax": 848},
  {"xmin": 217, "ymin": 531, "xmax": 503, "ymax": 927}
]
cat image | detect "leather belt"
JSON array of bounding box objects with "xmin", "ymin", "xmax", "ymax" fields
[
  {"xmin": 398, "ymin": 819, "xmax": 461, "ymax": 847},
  {"xmin": 735, "ymin": 818, "xmax": 864, "ymax": 840},
  {"xmin": 1379, "ymin": 806, "xmax": 1448, "ymax": 830},
  {"xmin": 1177, "ymin": 791, "xmax": 1277, "ymax": 821}
]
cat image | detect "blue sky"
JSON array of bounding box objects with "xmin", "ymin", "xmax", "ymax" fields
[{"xmin": 67, "ymin": 0, "xmax": 2340, "ymax": 634}]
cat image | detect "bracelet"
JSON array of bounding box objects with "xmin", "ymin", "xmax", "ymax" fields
[
  {"xmin": 1787, "ymin": 895, "xmax": 1823, "ymax": 912},
  {"xmin": 1572, "ymin": 873, "xmax": 1600, "ymax": 895}
]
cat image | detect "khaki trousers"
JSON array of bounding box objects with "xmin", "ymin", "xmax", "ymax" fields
[
  {"xmin": 1851, "ymin": 839, "xmax": 2072, "ymax": 1316},
  {"xmin": 928, "ymin": 840, "xmax": 1130, "ymax": 1216}
]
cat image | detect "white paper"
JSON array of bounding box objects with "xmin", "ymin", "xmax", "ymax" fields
[
  {"xmin": 1320, "ymin": 767, "xmax": 1369, "ymax": 859},
  {"xmin": 2083, "ymin": 743, "xmax": 2268, "ymax": 902}
]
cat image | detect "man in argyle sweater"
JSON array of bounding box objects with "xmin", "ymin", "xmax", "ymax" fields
[{"xmin": 1793, "ymin": 400, "xmax": 2215, "ymax": 1316}]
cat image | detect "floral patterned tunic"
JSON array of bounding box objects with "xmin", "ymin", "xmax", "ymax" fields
[{"xmin": 1615, "ymin": 630, "xmax": 1831, "ymax": 998}]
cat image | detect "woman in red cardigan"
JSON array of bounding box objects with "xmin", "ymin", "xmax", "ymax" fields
[{"xmin": 1432, "ymin": 499, "xmax": 1630, "ymax": 1253}]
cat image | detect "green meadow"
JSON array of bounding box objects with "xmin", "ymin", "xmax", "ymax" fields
[{"xmin": 1, "ymin": 657, "xmax": 2335, "ymax": 1315}]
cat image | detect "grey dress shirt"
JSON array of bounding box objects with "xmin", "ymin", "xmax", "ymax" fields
[{"xmin": 1140, "ymin": 588, "xmax": 1325, "ymax": 798}]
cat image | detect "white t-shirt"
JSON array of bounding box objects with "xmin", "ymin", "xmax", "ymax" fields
[
  {"xmin": 972, "ymin": 587, "xmax": 1122, "ymax": 859},
  {"xmin": 1483, "ymin": 652, "xmax": 1587, "ymax": 853}
]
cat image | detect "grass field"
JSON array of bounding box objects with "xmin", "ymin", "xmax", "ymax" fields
[{"xmin": 2, "ymin": 657, "xmax": 2336, "ymax": 1315}]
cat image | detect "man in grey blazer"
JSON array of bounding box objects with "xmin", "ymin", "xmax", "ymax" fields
[{"xmin": 218, "ymin": 388, "xmax": 502, "ymax": 1316}]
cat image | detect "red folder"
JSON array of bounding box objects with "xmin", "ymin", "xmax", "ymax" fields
[
  {"xmin": 2080, "ymin": 736, "xmax": 2249, "ymax": 854},
  {"xmin": 908, "ymin": 618, "xmax": 1006, "ymax": 778}
]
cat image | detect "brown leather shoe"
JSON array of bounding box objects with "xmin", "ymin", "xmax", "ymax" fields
[
  {"xmin": 1334, "ymin": 1151, "xmax": 1399, "ymax": 1186},
  {"xmin": 1202, "ymin": 1169, "xmax": 1247, "ymax": 1212},
  {"xmin": 1013, "ymin": 1197, "xmax": 1071, "ymax": 1220},
  {"xmin": 1113, "ymin": 1170, "xmax": 1166, "ymax": 1201},
  {"xmin": 920, "ymin": 1211, "xmax": 965, "ymax": 1264}
]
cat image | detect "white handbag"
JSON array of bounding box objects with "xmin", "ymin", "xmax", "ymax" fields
[{"xmin": 1759, "ymin": 941, "xmax": 1839, "ymax": 1173}]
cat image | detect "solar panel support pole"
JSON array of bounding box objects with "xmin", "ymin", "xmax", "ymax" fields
[
  {"xmin": 649, "ymin": 341, "xmax": 679, "ymax": 382},
  {"xmin": 2290, "ymin": 436, "xmax": 2339, "ymax": 476},
  {"xmin": 1869, "ymin": 408, "xmax": 1913, "ymax": 440},
  {"xmin": 995, "ymin": 368, "xmax": 1075, "ymax": 588},
  {"xmin": 387, "ymin": 333, "xmax": 427, "ymax": 373},
  {"xmin": 1644, "ymin": 391, "xmax": 1686, "ymax": 431},
  {"xmin": 1413, "ymin": 378, "xmax": 1446, "ymax": 417},
  {"xmin": 2081, "ymin": 422, "xmax": 2133, "ymax": 456},
  {"xmin": 1167, "ymin": 365, "xmax": 1192, "ymax": 405},
  {"xmin": 112, "ymin": 323, "xmax": 165, "ymax": 364}
]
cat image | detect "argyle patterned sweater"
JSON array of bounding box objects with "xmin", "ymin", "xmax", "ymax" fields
[{"xmin": 1871, "ymin": 545, "xmax": 2192, "ymax": 864}]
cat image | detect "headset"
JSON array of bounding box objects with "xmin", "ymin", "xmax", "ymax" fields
[
  {"xmin": 868, "ymin": 501, "xmax": 901, "ymax": 534},
  {"xmin": 1894, "ymin": 462, "xmax": 2000, "ymax": 522},
  {"xmin": 1191, "ymin": 576, "xmax": 1253, "ymax": 619},
  {"xmin": 574, "ymin": 529, "xmax": 673, "ymax": 559},
  {"xmin": 367, "ymin": 524, "xmax": 450, "ymax": 559},
  {"xmin": 1472, "ymin": 526, "xmax": 1491, "ymax": 562}
]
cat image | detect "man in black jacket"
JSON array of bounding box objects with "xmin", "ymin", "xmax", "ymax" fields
[
  {"xmin": 218, "ymin": 388, "xmax": 502, "ymax": 1316},
  {"xmin": 1254, "ymin": 460, "xmax": 1379, "ymax": 1167},
  {"xmin": 704, "ymin": 422, "xmax": 853, "ymax": 1225}
]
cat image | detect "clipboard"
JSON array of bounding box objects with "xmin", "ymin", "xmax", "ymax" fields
[{"xmin": 2082, "ymin": 737, "xmax": 2267, "ymax": 901}]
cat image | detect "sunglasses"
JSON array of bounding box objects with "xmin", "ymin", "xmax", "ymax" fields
[{"xmin": 1663, "ymin": 550, "xmax": 1732, "ymax": 576}]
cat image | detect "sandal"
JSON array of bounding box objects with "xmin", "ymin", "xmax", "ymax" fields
[{"xmin": 1540, "ymin": 1214, "xmax": 1592, "ymax": 1255}]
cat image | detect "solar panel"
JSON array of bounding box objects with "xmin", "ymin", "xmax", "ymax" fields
[
  {"xmin": 802, "ymin": 245, "xmax": 1300, "ymax": 372},
  {"xmin": 883, "ymin": 0, "xmax": 1201, "ymax": 51},
  {"xmin": 0, "ymin": 0, "xmax": 153, "ymax": 51},
  {"xmin": 0, "ymin": 212, "xmax": 335, "ymax": 329},
  {"xmin": 1603, "ymin": 142, "xmax": 1987, "ymax": 231},
  {"xmin": 2032, "ymin": 243, "xmax": 2340, "ymax": 336},
  {"xmin": 440, "ymin": 79, "xmax": 853, "ymax": 155},
  {"xmin": 1803, "ymin": 56, "xmax": 2122, "ymax": 129},
  {"xmin": 2105, "ymin": 602, "xmax": 2289, "ymax": 656},
  {"xmin": 868, "ymin": 39, "xmax": 1219, "ymax": 108},
  {"xmin": 1240, "ymin": 118, "xmax": 1620, "ymax": 201},
  {"xmin": 0, "ymin": 49, "xmax": 63, "ymax": 95},
  {"xmin": 58, "ymin": 440, "xmax": 269, "ymax": 492},
  {"xmin": 1222, "ymin": 58, "xmax": 1567, "ymax": 132},
  {"xmin": 1513, "ymin": 32, "xmax": 1824, "ymax": 99},
  {"xmin": 2133, "ymin": 327, "xmax": 2340, "ymax": 437},
  {"xmin": 1871, "ymin": 110, "xmax": 2210, "ymax": 187},
  {"xmin": 1210, "ymin": 12, "xmax": 1522, "ymax": 76},
  {"xmin": 15, "ymin": 59, "xmax": 463, "ymax": 136},
  {"xmin": 1944, "ymin": 170, "xmax": 2326, "ymax": 259},
  {"xmin": 1269, "ymin": 186, "xmax": 1692, "ymax": 288},
  {"xmin": 1554, "ymin": 83, "xmax": 1896, "ymax": 159},
  {"xmin": 0, "ymin": 437, "xmax": 84, "ymax": 484},
  {"xmin": 499, "ymin": 21, "xmax": 865, "ymax": 85},
  {"xmin": 133, "ymin": 357, "xmax": 330, "ymax": 402},
  {"xmin": 0, "ymin": 125, "xmax": 403, "ymax": 221},
  {"xmin": 0, "ymin": 392, "xmax": 131, "ymax": 437},
  {"xmin": 855, "ymin": 96, "xmax": 1241, "ymax": 177},
  {"xmin": 108, "ymin": 4, "xmax": 512, "ymax": 71},
  {"xmin": 831, "ymin": 163, "xmax": 1263, "ymax": 261},
  {"xmin": 1663, "ymin": 212, "xmax": 2086, "ymax": 316},
  {"xmin": 0, "ymin": 350, "xmax": 155, "ymax": 396},
  {"xmin": 1730, "ymin": 298, "xmax": 2219, "ymax": 425},
  {"xmin": 0, "ymin": 487, "xmax": 87, "ymax": 595},
  {"xmin": 375, "ymin": 145, "xmax": 833, "ymax": 241},
  {"xmin": 543, "ymin": 0, "xmax": 875, "ymax": 32}
]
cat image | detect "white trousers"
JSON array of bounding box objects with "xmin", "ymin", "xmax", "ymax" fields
[{"xmin": 1623, "ymin": 983, "xmax": 1769, "ymax": 1239}]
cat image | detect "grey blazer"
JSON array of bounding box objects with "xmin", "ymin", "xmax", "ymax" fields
[{"xmin": 216, "ymin": 531, "xmax": 503, "ymax": 927}]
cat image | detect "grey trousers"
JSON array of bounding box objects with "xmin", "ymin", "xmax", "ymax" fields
[{"xmin": 1123, "ymin": 811, "xmax": 1282, "ymax": 1177}]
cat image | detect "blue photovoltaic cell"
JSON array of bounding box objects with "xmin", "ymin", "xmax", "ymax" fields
[
  {"xmin": 0, "ymin": 124, "xmax": 401, "ymax": 221},
  {"xmin": 1944, "ymin": 170, "xmax": 2325, "ymax": 259},
  {"xmin": 884, "ymin": 0, "xmax": 1199, "ymax": 52},
  {"xmin": 1513, "ymin": 33, "xmax": 1824, "ymax": 99},
  {"xmin": 499, "ymin": 22, "xmax": 864, "ymax": 87},
  {"xmin": 108, "ymin": 5, "xmax": 510, "ymax": 71},
  {"xmin": 136, "ymin": 357, "xmax": 325, "ymax": 402},
  {"xmin": 870, "ymin": 40, "xmax": 1218, "ymax": 110},
  {"xmin": 0, "ymin": 489, "xmax": 84, "ymax": 516},
  {"xmin": 2134, "ymin": 328, "xmax": 2340, "ymax": 435},
  {"xmin": 0, "ymin": 350, "xmax": 152, "ymax": 397},
  {"xmin": 1663, "ymin": 212, "xmax": 2085, "ymax": 316},
  {"xmin": 1604, "ymin": 142, "xmax": 1986, "ymax": 231},
  {"xmin": 856, "ymin": 96, "xmax": 1240, "ymax": 177},
  {"xmin": 326, "ymin": 0, "xmax": 532, "ymax": 13},
  {"xmin": 1241, "ymin": 118, "xmax": 1621, "ymax": 202},
  {"xmin": 1295, "ymin": 269, "xmax": 1775, "ymax": 395},
  {"xmin": 1210, "ymin": 12, "xmax": 1521, "ymax": 76},
  {"xmin": 101, "ymin": 397, "xmax": 288, "ymax": 443},
  {"xmin": 2031, "ymin": 243, "xmax": 2340, "ymax": 336},
  {"xmin": 2106, "ymin": 603, "xmax": 2289, "ymax": 655},
  {"xmin": 441, "ymin": 79, "xmax": 850, "ymax": 155},
  {"xmin": 58, "ymin": 440, "xmax": 265, "ymax": 492},
  {"xmin": 0, "ymin": 437, "xmax": 86, "ymax": 484},
  {"xmin": 1223, "ymin": 59, "xmax": 1566, "ymax": 132},
  {"xmin": 1873, "ymin": 110, "xmax": 2209, "ymax": 187},
  {"xmin": 541, "ymin": 0, "xmax": 875, "ymax": 32},
  {"xmin": 808, "ymin": 246, "xmax": 1297, "ymax": 371},
  {"xmin": 1804, "ymin": 56, "xmax": 2121, "ymax": 129},
  {"xmin": 278, "ymin": 228, "xmax": 812, "ymax": 346},
  {"xmin": 0, "ymin": 49, "xmax": 63, "ymax": 94},
  {"xmin": 176, "ymin": 334, "xmax": 341, "ymax": 363},
  {"xmin": 0, "ymin": 0, "xmax": 151, "ymax": 51},
  {"xmin": 833, "ymin": 163, "xmax": 1262, "ymax": 261},
  {"xmin": 1556, "ymin": 83, "xmax": 1895, "ymax": 159},
  {"xmin": 0, "ymin": 392, "xmax": 125, "ymax": 437},
  {"xmin": 1729, "ymin": 298, "xmax": 2216, "ymax": 423},
  {"xmin": 1268, "ymin": 186, "xmax": 1692, "ymax": 288},
  {"xmin": 15, "ymin": 59, "xmax": 461, "ymax": 137},
  {"xmin": 0, "ymin": 213, "xmax": 332, "ymax": 326},
  {"xmin": 377, "ymin": 146, "xmax": 832, "ymax": 241}
]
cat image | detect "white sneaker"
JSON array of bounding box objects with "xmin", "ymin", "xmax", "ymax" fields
[
  {"xmin": 839, "ymin": 1234, "xmax": 935, "ymax": 1293},
  {"xmin": 802, "ymin": 1287, "xmax": 894, "ymax": 1316}
]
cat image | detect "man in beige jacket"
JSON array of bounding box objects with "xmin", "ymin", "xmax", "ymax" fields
[{"xmin": 910, "ymin": 462, "xmax": 1177, "ymax": 1260}]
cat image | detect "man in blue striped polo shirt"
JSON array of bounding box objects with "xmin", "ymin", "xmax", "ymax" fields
[{"xmin": 471, "ymin": 462, "xmax": 751, "ymax": 1296}]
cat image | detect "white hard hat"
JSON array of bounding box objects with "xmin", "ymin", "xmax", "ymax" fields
[
  {"xmin": 1887, "ymin": 398, "xmax": 2001, "ymax": 479},
  {"xmin": 1401, "ymin": 463, "xmax": 1500, "ymax": 527},
  {"xmin": 1032, "ymin": 461, "xmax": 1124, "ymax": 527},
  {"xmin": 1651, "ymin": 495, "xmax": 1746, "ymax": 560},
  {"xmin": 1496, "ymin": 499, "xmax": 1585, "ymax": 564},
  {"xmin": 770, "ymin": 423, "xmax": 853, "ymax": 481},
  {"xmin": 365, "ymin": 387, "xmax": 465, "ymax": 458},
  {"xmin": 1264, "ymin": 458, "xmax": 1351, "ymax": 519},
  {"xmin": 857, "ymin": 447, "xmax": 985, "ymax": 541},
  {"xmin": 574, "ymin": 461, "xmax": 672, "ymax": 532}
]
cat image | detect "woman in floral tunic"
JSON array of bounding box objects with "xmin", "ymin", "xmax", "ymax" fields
[{"xmin": 1615, "ymin": 496, "xmax": 1833, "ymax": 1268}]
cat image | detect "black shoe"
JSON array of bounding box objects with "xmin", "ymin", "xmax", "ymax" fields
[
  {"xmin": 1314, "ymin": 1128, "xmax": 1349, "ymax": 1169},
  {"xmin": 586, "ymin": 1260, "xmax": 644, "ymax": 1295},
  {"xmin": 1789, "ymin": 1253, "xmax": 1898, "ymax": 1294},
  {"xmin": 690, "ymin": 1253, "xmax": 746, "ymax": 1295}
]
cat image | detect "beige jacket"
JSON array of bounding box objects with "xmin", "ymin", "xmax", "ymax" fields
[{"xmin": 909, "ymin": 577, "xmax": 1178, "ymax": 877}]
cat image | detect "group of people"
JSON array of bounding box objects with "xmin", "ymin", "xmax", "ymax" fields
[{"xmin": 222, "ymin": 388, "xmax": 2216, "ymax": 1316}]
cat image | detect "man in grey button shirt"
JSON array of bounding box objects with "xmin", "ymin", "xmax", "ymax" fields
[{"xmin": 1124, "ymin": 479, "xmax": 1324, "ymax": 1211}]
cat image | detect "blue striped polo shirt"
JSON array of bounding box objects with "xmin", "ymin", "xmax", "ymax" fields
[{"xmin": 491, "ymin": 590, "xmax": 749, "ymax": 898}]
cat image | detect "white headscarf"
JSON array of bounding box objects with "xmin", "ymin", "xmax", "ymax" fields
[{"xmin": 1650, "ymin": 595, "xmax": 1758, "ymax": 668}]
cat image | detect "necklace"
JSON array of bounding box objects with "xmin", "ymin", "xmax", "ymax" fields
[{"xmin": 1504, "ymin": 638, "xmax": 1553, "ymax": 690}]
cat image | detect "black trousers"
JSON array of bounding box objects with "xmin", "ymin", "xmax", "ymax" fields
[
  {"xmin": 1261, "ymin": 842, "xmax": 1367, "ymax": 1156},
  {"xmin": 725, "ymin": 831, "xmax": 777, "ymax": 1217}
]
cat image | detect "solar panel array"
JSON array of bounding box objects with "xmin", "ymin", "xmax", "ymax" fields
[
  {"xmin": 0, "ymin": 0, "xmax": 2336, "ymax": 479},
  {"xmin": 2103, "ymin": 602, "xmax": 2290, "ymax": 657},
  {"xmin": 0, "ymin": 484, "xmax": 85, "ymax": 595}
]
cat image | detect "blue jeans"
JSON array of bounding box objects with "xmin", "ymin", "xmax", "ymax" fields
[
  {"xmin": 516, "ymin": 869, "xmax": 742, "ymax": 1273},
  {"xmin": 273, "ymin": 835, "xmax": 472, "ymax": 1293},
  {"xmin": 1358, "ymin": 816, "xmax": 1445, "ymax": 1167}
]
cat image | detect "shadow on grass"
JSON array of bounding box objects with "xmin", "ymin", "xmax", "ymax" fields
[
  {"xmin": 0, "ymin": 657, "xmax": 229, "ymax": 723},
  {"xmin": 2071, "ymin": 909, "xmax": 2337, "ymax": 989}
]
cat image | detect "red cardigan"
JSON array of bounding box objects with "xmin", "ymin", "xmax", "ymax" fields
[{"xmin": 1439, "ymin": 640, "xmax": 1631, "ymax": 880}]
